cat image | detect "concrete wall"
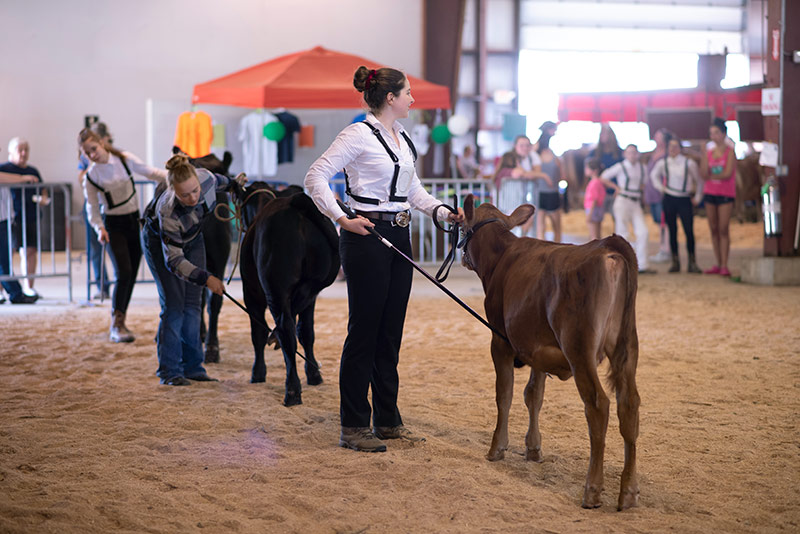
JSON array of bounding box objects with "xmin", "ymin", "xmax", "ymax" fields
[{"xmin": 0, "ymin": 0, "xmax": 423, "ymax": 245}]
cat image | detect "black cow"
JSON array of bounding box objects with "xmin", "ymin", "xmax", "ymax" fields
[
  {"xmin": 172, "ymin": 147, "xmax": 233, "ymax": 363},
  {"xmin": 237, "ymin": 182, "xmax": 340, "ymax": 406}
]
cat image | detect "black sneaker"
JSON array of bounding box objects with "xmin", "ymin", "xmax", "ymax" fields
[
  {"xmin": 186, "ymin": 373, "xmax": 218, "ymax": 382},
  {"xmin": 10, "ymin": 294, "xmax": 38, "ymax": 304},
  {"xmin": 161, "ymin": 376, "xmax": 191, "ymax": 386}
]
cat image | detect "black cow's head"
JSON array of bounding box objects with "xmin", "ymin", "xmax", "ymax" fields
[{"xmin": 171, "ymin": 146, "xmax": 233, "ymax": 176}]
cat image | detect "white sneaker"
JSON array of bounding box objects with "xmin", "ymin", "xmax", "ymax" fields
[{"xmin": 649, "ymin": 250, "xmax": 671, "ymax": 263}]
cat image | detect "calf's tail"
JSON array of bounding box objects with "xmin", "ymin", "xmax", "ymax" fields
[{"xmin": 605, "ymin": 236, "xmax": 638, "ymax": 392}]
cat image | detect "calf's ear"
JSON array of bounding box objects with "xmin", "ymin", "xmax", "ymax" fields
[
  {"xmin": 509, "ymin": 204, "xmax": 535, "ymax": 228},
  {"xmin": 464, "ymin": 194, "xmax": 475, "ymax": 222}
]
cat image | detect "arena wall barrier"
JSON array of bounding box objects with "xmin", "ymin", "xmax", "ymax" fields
[{"xmin": 1, "ymin": 183, "xmax": 73, "ymax": 301}]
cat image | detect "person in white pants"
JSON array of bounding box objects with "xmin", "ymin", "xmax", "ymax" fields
[{"xmin": 600, "ymin": 145, "xmax": 655, "ymax": 274}]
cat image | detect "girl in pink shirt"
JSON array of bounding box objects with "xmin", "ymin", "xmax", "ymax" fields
[
  {"xmin": 700, "ymin": 118, "xmax": 737, "ymax": 276},
  {"xmin": 584, "ymin": 159, "xmax": 606, "ymax": 240}
]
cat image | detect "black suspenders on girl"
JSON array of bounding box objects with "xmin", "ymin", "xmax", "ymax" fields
[
  {"xmin": 85, "ymin": 157, "xmax": 137, "ymax": 209},
  {"xmin": 344, "ymin": 121, "xmax": 418, "ymax": 206},
  {"xmin": 663, "ymin": 157, "xmax": 689, "ymax": 194},
  {"xmin": 620, "ymin": 161, "xmax": 646, "ymax": 194}
]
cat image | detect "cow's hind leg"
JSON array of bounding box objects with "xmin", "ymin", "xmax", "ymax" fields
[
  {"xmin": 487, "ymin": 338, "xmax": 514, "ymax": 462},
  {"xmin": 571, "ymin": 358, "xmax": 610, "ymax": 509},
  {"xmin": 524, "ymin": 367, "xmax": 546, "ymax": 462},
  {"xmin": 614, "ymin": 340, "xmax": 640, "ymax": 510},
  {"xmin": 244, "ymin": 286, "xmax": 269, "ymax": 383},
  {"xmin": 268, "ymin": 300, "xmax": 303, "ymax": 407},
  {"xmin": 297, "ymin": 299, "xmax": 323, "ymax": 386}
]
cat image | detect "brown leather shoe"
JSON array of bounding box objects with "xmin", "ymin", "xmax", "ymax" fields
[
  {"xmin": 339, "ymin": 427, "xmax": 387, "ymax": 452},
  {"xmin": 373, "ymin": 425, "xmax": 426, "ymax": 442}
]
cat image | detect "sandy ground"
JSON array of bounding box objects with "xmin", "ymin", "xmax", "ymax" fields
[{"xmin": 1, "ymin": 212, "xmax": 798, "ymax": 533}]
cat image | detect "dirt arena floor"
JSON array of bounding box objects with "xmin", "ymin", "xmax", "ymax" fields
[{"xmin": 1, "ymin": 212, "xmax": 798, "ymax": 533}]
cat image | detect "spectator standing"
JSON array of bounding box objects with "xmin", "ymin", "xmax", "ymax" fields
[
  {"xmin": 533, "ymin": 129, "xmax": 562, "ymax": 242},
  {"xmin": 0, "ymin": 138, "xmax": 47, "ymax": 296},
  {"xmin": 700, "ymin": 118, "xmax": 737, "ymax": 277},
  {"xmin": 0, "ymin": 160, "xmax": 39, "ymax": 304},
  {"xmin": 644, "ymin": 128, "xmax": 673, "ymax": 264},
  {"xmin": 601, "ymin": 144, "xmax": 654, "ymax": 274},
  {"xmin": 589, "ymin": 124, "xmax": 623, "ymax": 220},
  {"xmin": 649, "ymin": 137, "xmax": 703, "ymax": 273},
  {"xmin": 583, "ymin": 159, "xmax": 606, "ymax": 240}
]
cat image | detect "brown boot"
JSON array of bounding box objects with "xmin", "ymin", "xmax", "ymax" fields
[
  {"xmin": 687, "ymin": 254, "xmax": 702, "ymax": 274},
  {"xmin": 668, "ymin": 254, "xmax": 680, "ymax": 273},
  {"xmin": 109, "ymin": 310, "xmax": 135, "ymax": 343},
  {"xmin": 339, "ymin": 427, "xmax": 387, "ymax": 452},
  {"xmin": 374, "ymin": 425, "xmax": 426, "ymax": 442}
]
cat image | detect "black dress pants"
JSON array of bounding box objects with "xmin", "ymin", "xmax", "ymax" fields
[
  {"xmin": 662, "ymin": 194, "xmax": 695, "ymax": 256},
  {"xmin": 103, "ymin": 212, "xmax": 142, "ymax": 314},
  {"xmin": 338, "ymin": 221, "xmax": 413, "ymax": 429}
]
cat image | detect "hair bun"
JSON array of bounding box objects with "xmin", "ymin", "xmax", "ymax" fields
[{"xmin": 165, "ymin": 153, "xmax": 190, "ymax": 171}]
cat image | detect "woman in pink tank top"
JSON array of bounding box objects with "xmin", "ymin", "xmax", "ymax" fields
[{"xmin": 700, "ymin": 118, "xmax": 737, "ymax": 276}]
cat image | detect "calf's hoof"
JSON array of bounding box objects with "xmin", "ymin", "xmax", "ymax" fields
[
  {"xmin": 250, "ymin": 373, "xmax": 266, "ymax": 384},
  {"xmin": 617, "ymin": 487, "xmax": 639, "ymax": 511},
  {"xmin": 486, "ymin": 448, "xmax": 506, "ymax": 462},
  {"xmin": 525, "ymin": 447, "xmax": 543, "ymax": 462},
  {"xmin": 204, "ymin": 344, "xmax": 220, "ymax": 364},
  {"xmin": 581, "ymin": 486, "xmax": 604, "ymax": 509},
  {"xmin": 283, "ymin": 390, "xmax": 302, "ymax": 407},
  {"xmin": 306, "ymin": 368, "xmax": 323, "ymax": 386}
]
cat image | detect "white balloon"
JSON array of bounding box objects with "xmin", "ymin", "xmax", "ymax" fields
[{"xmin": 447, "ymin": 114, "xmax": 471, "ymax": 136}]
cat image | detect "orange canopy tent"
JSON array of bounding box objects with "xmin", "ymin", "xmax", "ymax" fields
[{"xmin": 192, "ymin": 46, "xmax": 451, "ymax": 110}]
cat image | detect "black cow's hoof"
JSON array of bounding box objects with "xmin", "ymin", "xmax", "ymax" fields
[
  {"xmin": 307, "ymin": 369, "xmax": 323, "ymax": 386},
  {"xmin": 204, "ymin": 344, "xmax": 220, "ymax": 364},
  {"xmin": 250, "ymin": 374, "xmax": 266, "ymax": 383},
  {"xmin": 283, "ymin": 391, "xmax": 302, "ymax": 406}
]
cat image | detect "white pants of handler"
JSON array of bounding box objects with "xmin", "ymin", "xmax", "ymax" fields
[{"xmin": 613, "ymin": 195, "xmax": 650, "ymax": 270}]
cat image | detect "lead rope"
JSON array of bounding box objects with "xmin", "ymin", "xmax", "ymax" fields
[
  {"xmin": 432, "ymin": 197, "xmax": 459, "ymax": 283},
  {"xmin": 213, "ymin": 187, "xmax": 277, "ymax": 284}
]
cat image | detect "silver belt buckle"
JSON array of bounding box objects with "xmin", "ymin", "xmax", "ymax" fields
[{"xmin": 393, "ymin": 211, "xmax": 410, "ymax": 228}]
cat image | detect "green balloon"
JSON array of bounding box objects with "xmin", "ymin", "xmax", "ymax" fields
[
  {"xmin": 431, "ymin": 123, "xmax": 452, "ymax": 144},
  {"xmin": 263, "ymin": 121, "xmax": 286, "ymax": 141}
]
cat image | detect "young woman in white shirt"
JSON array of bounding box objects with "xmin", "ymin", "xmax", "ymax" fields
[
  {"xmin": 649, "ymin": 137, "xmax": 703, "ymax": 274},
  {"xmin": 305, "ymin": 66, "xmax": 464, "ymax": 453},
  {"xmin": 79, "ymin": 128, "xmax": 167, "ymax": 342}
]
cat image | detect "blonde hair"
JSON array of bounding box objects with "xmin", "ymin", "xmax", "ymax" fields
[{"xmin": 165, "ymin": 154, "xmax": 197, "ymax": 188}]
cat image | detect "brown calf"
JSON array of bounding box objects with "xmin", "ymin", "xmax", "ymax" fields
[{"xmin": 460, "ymin": 195, "xmax": 640, "ymax": 510}]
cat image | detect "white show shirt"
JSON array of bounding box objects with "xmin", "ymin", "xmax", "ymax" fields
[
  {"xmin": 305, "ymin": 113, "xmax": 443, "ymax": 222},
  {"xmin": 84, "ymin": 151, "xmax": 167, "ymax": 234},
  {"xmin": 649, "ymin": 154, "xmax": 702, "ymax": 203},
  {"xmin": 602, "ymin": 160, "xmax": 646, "ymax": 198},
  {"xmin": 238, "ymin": 111, "xmax": 278, "ymax": 177}
]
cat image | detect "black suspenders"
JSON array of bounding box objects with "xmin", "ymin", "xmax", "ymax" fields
[
  {"xmin": 344, "ymin": 121, "xmax": 418, "ymax": 205},
  {"xmin": 620, "ymin": 161, "xmax": 645, "ymax": 193},
  {"xmin": 663, "ymin": 157, "xmax": 690, "ymax": 194},
  {"xmin": 85, "ymin": 157, "xmax": 137, "ymax": 209}
]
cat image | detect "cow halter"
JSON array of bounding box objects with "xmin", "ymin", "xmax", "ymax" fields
[{"xmin": 457, "ymin": 217, "xmax": 503, "ymax": 270}]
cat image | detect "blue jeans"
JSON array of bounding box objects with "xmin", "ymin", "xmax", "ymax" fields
[
  {"xmin": 0, "ymin": 219, "xmax": 25, "ymax": 300},
  {"xmin": 142, "ymin": 224, "xmax": 207, "ymax": 380}
]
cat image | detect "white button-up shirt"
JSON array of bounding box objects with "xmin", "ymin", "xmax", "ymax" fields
[
  {"xmin": 649, "ymin": 154, "xmax": 703, "ymax": 203},
  {"xmin": 84, "ymin": 151, "xmax": 166, "ymax": 235},
  {"xmin": 602, "ymin": 160, "xmax": 646, "ymax": 198},
  {"xmin": 304, "ymin": 113, "xmax": 443, "ymax": 222}
]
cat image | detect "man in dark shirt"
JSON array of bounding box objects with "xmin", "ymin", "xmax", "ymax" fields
[{"xmin": 0, "ymin": 138, "xmax": 46, "ymax": 297}]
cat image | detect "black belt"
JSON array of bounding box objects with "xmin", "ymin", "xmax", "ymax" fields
[
  {"xmin": 355, "ymin": 209, "xmax": 411, "ymax": 227},
  {"xmin": 618, "ymin": 193, "xmax": 640, "ymax": 201}
]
